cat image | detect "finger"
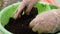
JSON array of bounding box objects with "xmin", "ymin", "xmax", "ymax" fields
[
  {"xmin": 29, "ymin": 14, "xmax": 45, "ymax": 32},
  {"xmin": 29, "ymin": 16, "xmax": 41, "ymax": 28},
  {"xmin": 29, "ymin": 14, "xmax": 44, "ymax": 28},
  {"xmin": 29, "ymin": 18, "xmax": 37, "ymax": 28},
  {"xmin": 26, "ymin": 0, "xmax": 38, "ymax": 15},
  {"xmin": 13, "ymin": 2, "xmax": 26, "ymax": 19},
  {"xmin": 31, "ymin": 17, "xmax": 44, "ymax": 32},
  {"xmin": 13, "ymin": 9, "xmax": 21, "ymax": 19},
  {"xmin": 25, "ymin": 3, "xmax": 34, "ymax": 15},
  {"xmin": 32, "ymin": 22, "xmax": 40, "ymax": 32}
]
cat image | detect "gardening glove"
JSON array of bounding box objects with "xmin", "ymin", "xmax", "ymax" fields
[
  {"xmin": 13, "ymin": 0, "xmax": 39, "ymax": 19},
  {"xmin": 29, "ymin": 9, "xmax": 60, "ymax": 33}
]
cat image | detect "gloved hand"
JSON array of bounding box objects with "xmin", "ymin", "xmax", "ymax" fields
[
  {"xmin": 29, "ymin": 9, "xmax": 60, "ymax": 33},
  {"xmin": 13, "ymin": 0, "xmax": 59, "ymax": 19},
  {"xmin": 13, "ymin": 0, "xmax": 39, "ymax": 19}
]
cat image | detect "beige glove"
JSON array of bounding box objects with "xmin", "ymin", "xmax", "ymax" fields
[
  {"xmin": 13, "ymin": 0, "xmax": 39, "ymax": 19},
  {"xmin": 29, "ymin": 9, "xmax": 60, "ymax": 33}
]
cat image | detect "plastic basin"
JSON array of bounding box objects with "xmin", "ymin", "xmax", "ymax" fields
[{"xmin": 0, "ymin": 2, "xmax": 58, "ymax": 34}]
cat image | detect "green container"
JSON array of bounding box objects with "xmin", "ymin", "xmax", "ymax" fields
[{"xmin": 0, "ymin": 2, "xmax": 58, "ymax": 34}]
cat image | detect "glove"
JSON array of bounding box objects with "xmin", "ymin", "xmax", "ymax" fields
[
  {"xmin": 13, "ymin": 0, "xmax": 39, "ymax": 19},
  {"xmin": 29, "ymin": 9, "xmax": 60, "ymax": 33}
]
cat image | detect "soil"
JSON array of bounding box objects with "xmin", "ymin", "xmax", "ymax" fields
[{"xmin": 5, "ymin": 7, "xmax": 38, "ymax": 34}]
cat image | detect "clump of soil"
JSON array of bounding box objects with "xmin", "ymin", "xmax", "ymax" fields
[{"xmin": 5, "ymin": 7, "xmax": 38, "ymax": 34}]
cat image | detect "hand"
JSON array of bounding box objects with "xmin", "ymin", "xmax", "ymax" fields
[
  {"xmin": 13, "ymin": 0, "xmax": 39, "ymax": 19},
  {"xmin": 29, "ymin": 9, "xmax": 60, "ymax": 33},
  {"xmin": 23, "ymin": 0, "xmax": 39, "ymax": 15}
]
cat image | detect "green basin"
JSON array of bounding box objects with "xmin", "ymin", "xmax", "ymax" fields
[{"xmin": 0, "ymin": 2, "xmax": 58, "ymax": 34}]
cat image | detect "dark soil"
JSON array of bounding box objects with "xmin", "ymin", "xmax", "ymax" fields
[{"xmin": 5, "ymin": 7, "xmax": 38, "ymax": 34}]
